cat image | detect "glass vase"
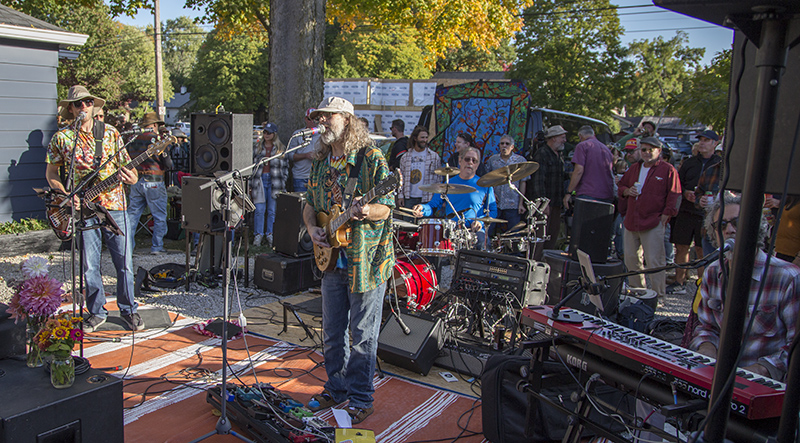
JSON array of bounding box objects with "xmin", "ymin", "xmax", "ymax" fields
[
  {"xmin": 26, "ymin": 317, "xmax": 44, "ymax": 368},
  {"xmin": 50, "ymin": 352, "xmax": 75, "ymax": 389}
]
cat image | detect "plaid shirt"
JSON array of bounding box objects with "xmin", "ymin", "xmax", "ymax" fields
[
  {"xmin": 693, "ymin": 161, "xmax": 722, "ymax": 211},
  {"xmin": 399, "ymin": 147, "xmax": 441, "ymax": 202},
  {"xmin": 486, "ymin": 153, "xmax": 529, "ymax": 209},
  {"xmin": 528, "ymin": 145, "xmax": 565, "ymax": 207},
  {"xmin": 690, "ymin": 250, "xmax": 800, "ymax": 381}
]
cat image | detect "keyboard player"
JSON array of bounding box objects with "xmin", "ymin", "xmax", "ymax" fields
[{"xmin": 689, "ymin": 193, "xmax": 800, "ymax": 381}]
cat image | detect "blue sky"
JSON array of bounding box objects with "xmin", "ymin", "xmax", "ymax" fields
[{"xmin": 117, "ymin": 1, "xmax": 733, "ymax": 66}]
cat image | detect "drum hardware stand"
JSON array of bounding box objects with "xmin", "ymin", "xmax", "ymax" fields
[{"xmin": 505, "ymin": 176, "xmax": 549, "ymax": 260}]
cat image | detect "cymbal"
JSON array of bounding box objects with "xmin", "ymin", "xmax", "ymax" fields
[
  {"xmin": 434, "ymin": 166, "xmax": 460, "ymax": 177},
  {"xmin": 477, "ymin": 162, "xmax": 539, "ymax": 187},
  {"xmin": 392, "ymin": 218, "xmax": 419, "ymax": 230},
  {"xmin": 418, "ymin": 183, "xmax": 476, "ymax": 195},
  {"xmin": 393, "ymin": 206, "xmax": 418, "ymax": 217},
  {"xmin": 469, "ymin": 216, "xmax": 507, "ymax": 224},
  {"xmin": 501, "ymin": 221, "xmax": 527, "ymax": 236}
]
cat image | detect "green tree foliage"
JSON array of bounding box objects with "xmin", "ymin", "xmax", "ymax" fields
[
  {"xmin": 158, "ymin": 16, "xmax": 205, "ymax": 92},
  {"xmin": 324, "ymin": 24, "xmax": 432, "ymax": 79},
  {"xmin": 188, "ymin": 29, "xmax": 269, "ymax": 113},
  {"xmin": 670, "ymin": 49, "xmax": 731, "ymax": 131},
  {"xmin": 510, "ymin": 0, "xmax": 631, "ymax": 124},
  {"xmin": 118, "ymin": 24, "xmax": 174, "ymax": 106},
  {"xmin": 623, "ymin": 31, "xmax": 705, "ymax": 117},
  {"xmin": 436, "ymin": 39, "xmax": 516, "ymax": 73}
]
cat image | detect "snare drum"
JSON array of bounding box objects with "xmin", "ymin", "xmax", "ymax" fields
[
  {"xmin": 418, "ymin": 219, "xmax": 455, "ymax": 256},
  {"xmin": 392, "ymin": 256, "xmax": 438, "ymax": 310}
]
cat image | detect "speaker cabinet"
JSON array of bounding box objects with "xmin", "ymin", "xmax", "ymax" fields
[
  {"xmin": 542, "ymin": 249, "xmax": 624, "ymax": 316},
  {"xmin": 273, "ymin": 192, "xmax": 313, "ymax": 257},
  {"xmin": 378, "ymin": 313, "xmax": 443, "ymax": 375},
  {"xmin": 568, "ymin": 198, "xmax": 615, "ymax": 264},
  {"xmin": 254, "ymin": 253, "xmax": 320, "ymax": 295},
  {"xmin": 181, "ymin": 176, "xmax": 251, "ymax": 233},
  {"xmin": 724, "ymin": 27, "xmax": 800, "ymax": 195},
  {"xmin": 190, "ymin": 113, "xmax": 253, "ymax": 176},
  {"xmin": 0, "ymin": 358, "xmax": 123, "ymax": 442}
]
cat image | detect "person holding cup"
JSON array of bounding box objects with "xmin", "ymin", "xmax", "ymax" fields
[{"xmin": 617, "ymin": 137, "xmax": 682, "ymax": 303}]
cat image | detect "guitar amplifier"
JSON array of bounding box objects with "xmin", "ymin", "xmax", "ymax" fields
[
  {"xmin": 452, "ymin": 250, "xmax": 549, "ymax": 307},
  {"xmin": 254, "ymin": 253, "xmax": 320, "ymax": 295}
]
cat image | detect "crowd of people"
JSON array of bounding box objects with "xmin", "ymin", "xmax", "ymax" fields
[{"xmin": 49, "ymin": 86, "xmax": 798, "ymax": 427}]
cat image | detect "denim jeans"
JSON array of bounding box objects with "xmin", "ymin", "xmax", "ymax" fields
[
  {"xmin": 253, "ymin": 174, "xmax": 275, "ymax": 236},
  {"xmin": 321, "ymin": 269, "xmax": 386, "ymax": 409},
  {"xmin": 83, "ymin": 210, "xmax": 137, "ymax": 317},
  {"xmin": 128, "ymin": 180, "xmax": 168, "ymax": 253},
  {"xmin": 293, "ymin": 178, "xmax": 308, "ymax": 194}
]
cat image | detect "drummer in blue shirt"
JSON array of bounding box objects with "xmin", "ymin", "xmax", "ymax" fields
[{"xmin": 412, "ymin": 146, "xmax": 497, "ymax": 249}]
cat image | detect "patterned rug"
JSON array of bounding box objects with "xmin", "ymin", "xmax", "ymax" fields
[{"xmin": 77, "ymin": 310, "xmax": 486, "ymax": 442}]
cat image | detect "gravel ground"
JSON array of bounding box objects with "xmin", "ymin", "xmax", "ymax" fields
[{"xmin": 0, "ymin": 245, "xmax": 289, "ymax": 321}]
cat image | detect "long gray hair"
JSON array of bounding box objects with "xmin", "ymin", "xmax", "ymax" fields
[{"xmin": 314, "ymin": 113, "xmax": 372, "ymax": 161}]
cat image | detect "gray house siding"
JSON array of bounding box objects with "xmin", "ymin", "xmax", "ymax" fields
[{"xmin": 0, "ymin": 37, "xmax": 59, "ymax": 223}]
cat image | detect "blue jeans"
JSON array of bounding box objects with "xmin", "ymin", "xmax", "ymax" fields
[
  {"xmin": 321, "ymin": 269, "xmax": 386, "ymax": 409},
  {"xmin": 293, "ymin": 178, "xmax": 308, "ymax": 194},
  {"xmin": 254, "ymin": 174, "xmax": 275, "ymax": 236},
  {"xmin": 128, "ymin": 180, "xmax": 168, "ymax": 252},
  {"xmin": 83, "ymin": 210, "xmax": 137, "ymax": 317}
]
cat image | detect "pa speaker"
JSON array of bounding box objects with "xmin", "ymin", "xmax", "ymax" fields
[
  {"xmin": 181, "ymin": 176, "xmax": 252, "ymax": 233},
  {"xmin": 568, "ymin": 198, "xmax": 615, "ymax": 263},
  {"xmin": 542, "ymin": 249, "xmax": 624, "ymax": 316},
  {"xmin": 724, "ymin": 26, "xmax": 800, "ymax": 195},
  {"xmin": 378, "ymin": 314, "xmax": 443, "ymax": 375},
  {"xmin": 273, "ymin": 192, "xmax": 313, "ymax": 257},
  {"xmin": 190, "ymin": 113, "xmax": 253, "ymax": 176}
]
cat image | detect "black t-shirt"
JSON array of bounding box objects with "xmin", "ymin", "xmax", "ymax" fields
[{"xmin": 388, "ymin": 136, "xmax": 409, "ymax": 170}]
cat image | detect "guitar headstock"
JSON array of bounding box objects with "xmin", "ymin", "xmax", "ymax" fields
[
  {"xmin": 376, "ymin": 169, "xmax": 402, "ymax": 196},
  {"xmin": 147, "ymin": 135, "xmax": 177, "ymax": 157}
]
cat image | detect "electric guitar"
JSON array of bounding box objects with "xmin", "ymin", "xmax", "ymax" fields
[
  {"xmin": 43, "ymin": 135, "xmax": 176, "ymax": 241},
  {"xmin": 314, "ymin": 170, "xmax": 401, "ymax": 272}
]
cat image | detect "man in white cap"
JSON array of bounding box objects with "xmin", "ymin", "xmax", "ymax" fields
[
  {"xmin": 46, "ymin": 85, "xmax": 143, "ymax": 332},
  {"xmin": 302, "ymin": 97, "xmax": 395, "ymax": 425}
]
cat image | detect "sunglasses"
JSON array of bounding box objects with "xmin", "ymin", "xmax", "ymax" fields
[
  {"xmin": 499, "ymin": 142, "xmax": 512, "ymax": 146},
  {"xmin": 462, "ymin": 157, "xmax": 479, "ymax": 163},
  {"xmin": 73, "ymin": 98, "xmax": 94, "ymax": 108},
  {"xmin": 715, "ymin": 217, "xmax": 738, "ymax": 230}
]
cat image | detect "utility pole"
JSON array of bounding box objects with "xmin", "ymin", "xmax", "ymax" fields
[{"xmin": 154, "ymin": 0, "xmax": 165, "ymax": 119}]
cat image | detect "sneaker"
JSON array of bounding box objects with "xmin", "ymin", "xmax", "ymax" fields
[
  {"xmin": 666, "ymin": 283, "xmax": 687, "ymax": 295},
  {"xmin": 150, "ymin": 249, "xmax": 164, "ymax": 255},
  {"xmin": 265, "ymin": 233, "xmax": 273, "ymax": 246},
  {"xmin": 121, "ymin": 312, "xmax": 145, "ymax": 331},
  {"xmin": 253, "ymin": 234, "xmax": 263, "ymax": 246},
  {"xmin": 82, "ymin": 315, "xmax": 107, "ymax": 333}
]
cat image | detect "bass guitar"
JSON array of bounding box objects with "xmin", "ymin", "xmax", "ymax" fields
[
  {"xmin": 314, "ymin": 170, "xmax": 401, "ymax": 272},
  {"xmin": 44, "ymin": 135, "xmax": 176, "ymax": 241}
]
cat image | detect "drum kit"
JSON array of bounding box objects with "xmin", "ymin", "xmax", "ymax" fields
[{"xmin": 388, "ymin": 161, "xmax": 551, "ymax": 312}]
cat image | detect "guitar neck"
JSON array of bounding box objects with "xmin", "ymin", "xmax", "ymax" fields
[
  {"xmin": 329, "ymin": 187, "xmax": 380, "ymax": 233},
  {"xmin": 83, "ymin": 151, "xmax": 149, "ymax": 202}
]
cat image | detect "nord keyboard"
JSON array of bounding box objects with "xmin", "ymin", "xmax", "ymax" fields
[{"xmin": 521, "ymin": 305, "xmax": 786, "ymax": 420}]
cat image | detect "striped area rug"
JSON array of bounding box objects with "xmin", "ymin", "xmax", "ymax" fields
[{"xmin": 77, "ymin": 311, "xmax": 487, "ymax": 442}]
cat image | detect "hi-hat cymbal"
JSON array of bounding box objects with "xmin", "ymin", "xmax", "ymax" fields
[
  {"xmin": 392, "ymin": 218, "xmax": 419, "ymax": 230},
  {"xmin": 418, "ymin": 183, "xmax": 476, "ymax": 194},
  {"xmin": 434, "ymin": 166, "xmax": 460, "ymax": 176},
  {"xmin": 501, "ymin": 221, "xmax": 527, "ymax": 236},
  {"xmin": 477, "ymin": 162, "xmax": 539, "ymax": 187},
  {"xmin": 470, "ymin": 216, "xmax": 507, "ymax": 224}
]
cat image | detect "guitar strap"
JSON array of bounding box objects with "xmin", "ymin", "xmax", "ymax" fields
[
  {"xmin": 91, "ymin": 120, "xmax": 106, "ymax": 171},
  {"xmin": 341, "ymin": 147, "xmax": 367, "ymax": 210}
]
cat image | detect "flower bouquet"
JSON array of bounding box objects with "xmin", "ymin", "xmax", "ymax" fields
[
  {"xmin": 7, "ymin": 257, "xmax": 65, "ymax": 367},
  {"xmin": 35, "ymin": 314, "xmax": 83, "ymax": 388}
]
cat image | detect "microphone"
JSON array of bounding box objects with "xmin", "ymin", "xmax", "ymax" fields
[
  {"xmin": 703, "ymin": 238, "xmax": 735, "ymax": 262},
  {"xmin": 295, "ymin": 126, "xmax": 325, "ymax": 138},
  {"xmin": 76, "ymin": 111, "xmax": 87, "ymax": 122},
  {"xmin": 394, "ymin": 312, "xmax": 411, "ymax": 335},
  {"xmin": 120, "ymin": 128, "xmax": 144, "ymax": 136}
]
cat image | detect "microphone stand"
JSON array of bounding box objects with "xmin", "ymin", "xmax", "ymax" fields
[{"xmin": 190, "ymin": 134, "xmax": 314, "ymax": 443}]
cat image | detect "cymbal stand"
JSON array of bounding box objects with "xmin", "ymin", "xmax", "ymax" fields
[{"xmin": 505, "ymin": 177, "xmax": 548, "ymax": 260}]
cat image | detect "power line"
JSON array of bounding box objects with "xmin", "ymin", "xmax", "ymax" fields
[{"xmin": 625, "ymin": 26, "xmax": 722, "ymax": 33}]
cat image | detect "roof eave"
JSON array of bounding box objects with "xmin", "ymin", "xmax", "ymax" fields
[{"xmin": 0, "ymin": 23, "xmax": 87, "ymax": 46}]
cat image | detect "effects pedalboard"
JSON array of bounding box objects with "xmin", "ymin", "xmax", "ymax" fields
[{"xmin": 206, "ymin": 383, "xmax": 334, "ymax": 443}]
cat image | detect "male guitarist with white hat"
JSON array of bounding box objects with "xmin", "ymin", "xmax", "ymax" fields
[
  {"xmin": 46, "ymin": 85, "xmax": 142, "ymax": 333},
  {"xmin": 302, "ymin": 96, "xmax": 396, "ymax": 425}
]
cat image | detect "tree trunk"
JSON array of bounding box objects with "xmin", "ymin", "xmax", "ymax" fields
[{"xmin": 269, "ymin": 0, "xmax": 326, "ymax": 143}]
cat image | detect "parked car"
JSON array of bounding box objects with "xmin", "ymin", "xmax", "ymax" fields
[
  {"xmin": 662, "ymin": 138, "xmax": 693, "ymax": 165},
  {"xmin": 175, "ymin": 121, "xmax": 191, "ymax": 134}
]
